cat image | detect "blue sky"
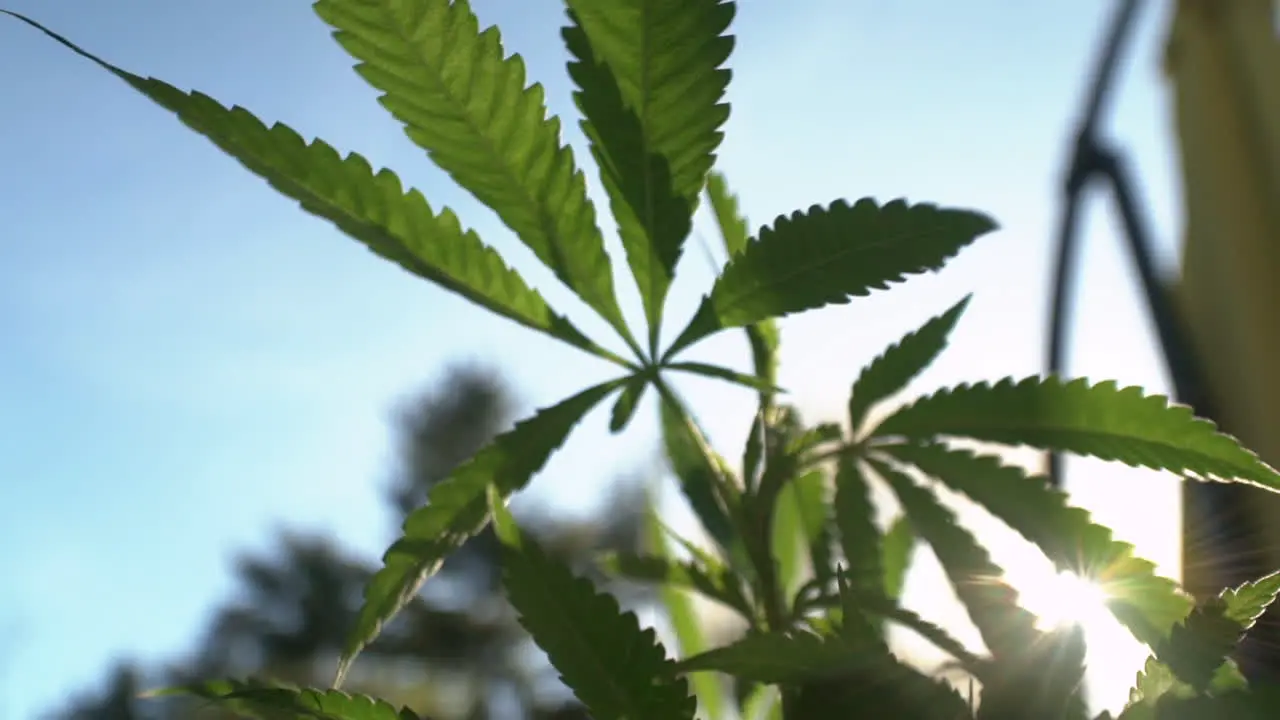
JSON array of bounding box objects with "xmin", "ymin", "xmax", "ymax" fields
[{"xmin": 1, "ymin": 1, "xmax": 1190, "ymax": 716}]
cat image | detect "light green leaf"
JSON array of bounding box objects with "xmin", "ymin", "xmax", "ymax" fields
[
  {"xmin": 888, "ymin": 443, "xmax": 1192, "ymax": 648},
  {"xmin": 660, "ymin": 390, "xmax": 738, "ymax": 555},
  {"xmin": 340, "ymin": 380, "xmax": 622, "ymax": 683},
  {"xmin": 314, "ymin": 0, "xmax": 639, "ymax": 354},
  {"xmin": 666, "ymin": 199, "xmax": 996, "ymax": 358},
  {"xmin": 1222, "ymin": 570, "xmax": 1280, "ymax": 628},
  {"xmin": 772, "ymin": 470, "xmax": 824, "ymax": 600},
  {"xmin": 704, "ymin": 171, "xmax": 782, "ymax": 404},
  {"xmin": 833, "ymin": 459, "xmax": 884, "ymax": 602},
  {"xmin": 847, "ymin": 296, "xmax": 970, "ymax": 435},
  {"xmin": 792, "ymin": 467, "xmax": 835, "ymax": 588},
  {"xmin": 151, "ymin": 678, "xmax": 421, "ymax": 720},
  {"xmin": 563, "ymin": 0, "xmax": 733, "ymax": 352},
  {"xmin": 640, "ymin": 493, "xmax": 727, "ymax": 720},
  {"xmin": 874, "ymin": 377, "xmax": 1280, "ymax": 490},
  {"xmin": 608, "ymin": 376, "xmax": 647, "ymax": 433},
  {"xmin": 596, "ymin": 550, "xmax": 751, "ymax": 617},
  {"xmin": 1124, "ymin": 656, "xmax": 1247, "ymax": 719},
  {"xmin": 494, "ymin": 486, "xmax": 696, "ymax": 720},
  {"xmin": 1, "ymin": 10, "xmax": 626, "ymax": 367},
  {"xmin": 881, "ymin": 515, "xmax": 915, "ymax": 602},
  {"xmin": 706, "ymin": 171, "xmax": 750, "ymax": 259},
  {"xmin": 869, "ymin": 458, "xmax": 1041, "ymax": 660},
  {"xmin": 785, "ymin": 422, "xmax": 843, "ymax": 458}
]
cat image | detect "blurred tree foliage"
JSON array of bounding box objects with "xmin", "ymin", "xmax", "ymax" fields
[{"xmin": 49, "ymin": 364, "xmax": 652, "ymax": 720}]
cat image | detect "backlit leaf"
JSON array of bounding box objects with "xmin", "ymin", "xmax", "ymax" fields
[
  {"xmin": 3, "ymin": 10, "xmax": 624, "ymax": 367},
  {"xmin": 847, "ymin": 296, "xmax": 969, "ymax": 435},
  {"xmin": 340, "ymin": 380, "xmax": 622, "ymax": 682},
  {"xmin": 494, "ymin": 487, "xmax": 696, "ymax": 720},
  {"xmin": 564, "ymin": 0, "xmax": 733, "ymax": 350},
  {"xmin": 154, "ymin": 678, "xmax": 421, "ymax": 720},
  {"xmin": 875, "ymin": 377, "xmax": 1280, "ymax": 490},
  {"xmin": 888, "ymin": 443, "xmax": 1192, "ymax": 648},
  {"xmin": 666, "ymin": 199, "xmax": 995, "ymax": 357},
  {"xmin": 315, "ymin": 0, "xmax": 638, "ymax": 352}
]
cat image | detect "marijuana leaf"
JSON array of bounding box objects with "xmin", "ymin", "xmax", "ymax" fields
[
  {"xmin": 490, "ymin": 486, "xmax": 696, "ymax": 720},
  {"xmin": 2, "ymin": 10, "xmax": 626, "ymax": 368},
  {"xmin": 665, "ymin": 199, "xmax": 996, "ymax": 358},
  {"xmin": 888, "ymin": 443, "xmax": 1192, "ymax": 648},
  {"xmin": 833, "ymin": 459, "xmax": 885, "ymax": 601},
  {"xmin": 881, "ymin": 514, "xmax": 915, "ymax": 602},
  {"xmin": 874, "ymin": 377, "xmax": 1280, "ymax": 490},
  {"xmin": 847, "ymin": 296, "xmax": 970, "ymax": 435},
  {"xmin": 314, "ymin": 0, "xmax": 639, "ymax": 354},
  {"xmin": 152, "ymin": 678, "xmax": 421, "ymax": 720},
  {"xmin": 596, "ymin": 550, "xmax": 752, "ymax": 617},
  {"xmin": 564, "ymin": 0, "xmax": 733, "ymax": 353},
  {"xmin": 340, "ymin": 380, "xmax": 622, "ymax": 683},
  {"xmin": 660, "ymin": 391, "xmax": 739, "ymax": 555},
  {"xmin": 869, "ymin": 458, "xmax": 1040, "ymax": 661}
]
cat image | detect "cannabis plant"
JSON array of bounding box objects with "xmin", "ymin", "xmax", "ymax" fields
[{"xmin": 9, "ymin": 2, "xmax": 1280, "ymax": 718}]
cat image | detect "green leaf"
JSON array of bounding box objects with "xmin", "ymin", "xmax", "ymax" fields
[
  {"xmin": 792, "ymin": 467, "xmax": 835, "ymax": 588},
  {"xmin": 771, "ymin": 469, "xmax": 824, "ymax": 600},
  {"xmin": 676, "ymin": 631, "xmax": 969, "ymax": 718},
  {"xmin": 640, "ymin": 494, "xmax": 727, "ymax": 720},
  {"xmin": 674, "ymin": 629, "xmax": 860, "ymax": 683},
  {"xmin": 786, "ymin": 422, "xmax": 844, "ymax": 458},
  {"xmin": 1222, "ymin": 570, "xmax": 1280, "ymax": 628},
  {"xmin": 874, "ymin": 377, "xmax": 1280, "ymax": 490},
  {"xmin": 660, "ymin": 390, "xmax": 738, "ymax": 555},
  {"xmin": 314, "ymin": 0, "xmax": 639, "ymax": 354},
  {"xmin": 868, "ymin": 458, "xmax": 1041, "ymax": 660},
  {"xmin": 704, "ymin": 171, "xmax": 782, "ymax": 403},
  {"xmin": 1155, "ymin": 572, "xmax": 1280, "ymax": 692},
  {"xmin": 340, "ymin": 380, "xmax": 621, "ymax": 683},
  {"xmin": 706, "ymin": 171, "xmax": 749, "ymax": 259},
  {"xmin": 665, "ymin": 361, "xmax": 783, "ymax": 394},
  {"xmin": 847, "ymin": 296, "xmax": 970, "ymax": 435},
  {"xmin": 855, "ymin": 593, "xmax": 981, "ymax": 671},
  {"xmin": 493, "ymin": 485, "xmax": 696, "ymax": 720},
  {"xmin": 1123, "ymin": 684, "xmax": 1280, "ymax": 720},
  {"xmin": 153, "ymin": 679, "xmax": 422, "ymax": 720},
  {"xmin": 0, "ymin": 10, "xmax": 626, "ymax": 367},
  {"xmin": 608, "ymin": 376, "xmax": 648, "ymax": 433},
  {"xmin": 563, "ymin": 0, "xmax": 733, "ymax": 353},
  {"xmin": 596, "ymin": 550, "xmax": 751, "ymax": 617},
  {"xmin": 887, "ymin": 443, "xmax": 1192, "ymax": 648},
  {"xmin": 881, "ymin": 515, "xmax": 915, "ymax": 602},
  {"xmin": 833, "ymin": 459, "xmax": 885, "ymax": 602},
  {"xmin": 665, "ymin": 199, "xmax": 996, "ymax": 358},
  {"xmin": 1124, "ymin": 656, "xmax": 1247, "ymax": 719}
]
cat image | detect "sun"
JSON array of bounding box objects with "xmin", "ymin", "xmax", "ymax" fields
[
  {"xmin": 1018, "ymin": 569, "xmax": 1113, "ymax": 631},
  {"xmin": 1001, "ymin": 560, "xmax": 1153, "ymax": 714}
]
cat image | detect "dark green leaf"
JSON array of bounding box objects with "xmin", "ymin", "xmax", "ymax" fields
[
  {"xmin": 874, "ymin": 377, "xmax": 1280, "ymax": 490},
  {"xmin": 674, "ymin": 630, "xmax": 859, "ymax": 683},
  {"xmin": 869, "ymin": 458, "xmax": 1040, "ymax": 660},
  {"xmin": 847, "ymin": 295, "xmax": 970, "ymax": 435},
  {"xmin": 563, "ymin": 0, "xmax": 733, "ymax": 351},
  {"xmin": 666, "ymin": 199, "xmax": 996, "ymax": 357},
  {"xmin": 888, "ymin": 443, "xmax": 1192, "ymax": 648},
  {"xmin": 1, "ymin": 10, "xmax": 626, "ymax": 368},
  {"xmin": 493, "ymin": 486, "xmax": 696, "ymax": 720},
  {"xmin": 608, "ymin": 376, "xmax": 647, "ymax": 433},
  {"xmin": 1155, "ymin": 572, "xmax": 1280, "ymax": 692},
  {"xmin": 660, "ymin": 391, "xmax": 738, "ymax": 555},
  {"xmin": 786, "ymin": 423, "xmax": 844, "ymax": 457},
  {"xmin": 314, "ymin": 0, "xmax": 638, "ymax": 353},
  {"xmin": 833, "ymin": 459, "xmax": 884, "ymax": 600},
  {"xmin": 341, "ymin": 380, "xmax": 622, "ymax": 682},
  {"xmin": 153, "ymin": 678, "xmax": 422, "ymax": 720}
]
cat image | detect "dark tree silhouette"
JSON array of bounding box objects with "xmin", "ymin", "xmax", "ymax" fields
[{"xmin": 48, "ymin": 363, "xmax": 652, "ymax": 720}]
